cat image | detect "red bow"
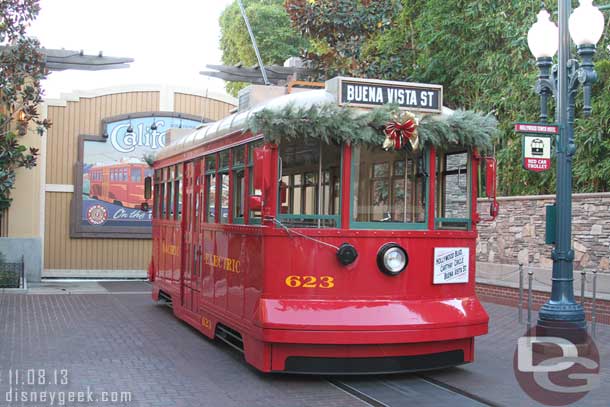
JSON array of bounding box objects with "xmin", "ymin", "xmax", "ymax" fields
[{"xmin": 384, "ymin": 119, "xmax": 417, "ymax": 150}]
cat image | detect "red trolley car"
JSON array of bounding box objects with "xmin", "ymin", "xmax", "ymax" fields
[
  {"xmin": 89, "ymin": 163, "xmax": 152, "ymax": 209},
  {"xmin": 147, "ymin": 82, "xmax": 498, "ymax": 374}
]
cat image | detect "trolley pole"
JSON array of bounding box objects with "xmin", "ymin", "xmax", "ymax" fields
[{"xmin": 237, "ymin": 0, "xmax": 270, "ymax": 86}]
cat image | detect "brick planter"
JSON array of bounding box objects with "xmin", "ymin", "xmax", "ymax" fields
[{"xmin": 0, "ymin": 262, "xmax": 23, "ymax": 288}]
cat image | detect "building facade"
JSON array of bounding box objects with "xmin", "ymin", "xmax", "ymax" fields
[{"xmin": 0, "ymin": 85, "xmax": 235, "ymax": 280}]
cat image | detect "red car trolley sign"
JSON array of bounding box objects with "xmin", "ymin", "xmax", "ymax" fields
[{"xmin": 515, "ymin": 123, "xmax": 557, "ymax": 172}]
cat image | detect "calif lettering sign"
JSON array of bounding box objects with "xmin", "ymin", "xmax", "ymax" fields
[
  {"xmin": 106, "ymin": 116, "xmax": 202, "ymax": 154},
  {"xmin": 327, "ymin": 77, "xmax": 443, "ymax": 114}
]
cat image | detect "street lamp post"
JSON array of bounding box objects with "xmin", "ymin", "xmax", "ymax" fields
[{"xmin": 527, "ymin": 0, "xmax": 606, "ymax": 332}]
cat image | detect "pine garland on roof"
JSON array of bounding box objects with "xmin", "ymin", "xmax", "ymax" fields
[{"xmin": 246, "ymin": 103, "xmax": 498, "ymax": 152}]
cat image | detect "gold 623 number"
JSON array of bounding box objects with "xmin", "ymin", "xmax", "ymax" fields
[{"xmin": 285, "ymin": 275, "xmax": 335, "ymax": 289}]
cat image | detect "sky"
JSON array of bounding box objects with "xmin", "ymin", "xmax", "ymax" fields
[{"xmin": 28, "ymin": 0, "xmax": 235, "ymax": 99}]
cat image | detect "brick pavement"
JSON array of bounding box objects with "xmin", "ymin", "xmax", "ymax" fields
[
  {"xmin": 0, "ymin": 289, "xmax": 366, "ymax": 407},
  {"xmin": 0, "ymin": 283, "xmax": 608, "ymax": 406},
  {"xmin": 426, "ymin": 301, "xmax": 610, "ymax": 407}
]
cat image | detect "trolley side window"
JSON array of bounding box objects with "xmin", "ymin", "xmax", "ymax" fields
[
  {"xmin": 219, "ymin": 150, "xmax": 230, "ymax": 224},
  {"xmin": 248, "ymin": 140, "xmax": 264, "ymax": 224},
  {"xmin": 131, "ymin": 167, "xmax": 142, "ymax": 183},
  {"xmin": 435, "ymin": 150, "xmax": 470, "ymax": 230},
  {"xmin": 167, "ymin": 167, "xmax": 174, "ymax": 220},
  {"xmin": 153, "ymin": 169, "xmax": 161, "ymax": 219},
  {"xmin": 232, "ymin": 145, "xmax": 246, "ymax": 224},
  {"xmin": 205, "ymin": 155, "xmax": 217, "ymax": 223},
  {"xmin": 159, "ymin": 168, "xmax": 167, "ymax": 218},
  {"xmin": 175, "ymin": 164, "xmax": 182, "ymax": 221},
  {"xmin": 351, "ymin": 145, "xmax": 427, "ymax": 228},
  {"xmin": 278, "ymin": 138, "xmax": 341, "ymax": 228}
]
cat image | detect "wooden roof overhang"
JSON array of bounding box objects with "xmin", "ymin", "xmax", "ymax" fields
[
  {"xmin": 200, "ymin": 64, "xmax": 310, "ymax": 85},
  {"xmin": 0, "ymin": 46, "xmax": 133, "ymax": 71}
]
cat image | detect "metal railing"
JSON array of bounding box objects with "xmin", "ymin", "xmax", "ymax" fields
[{"xmin": 518, "ymin": 265, "xmax": 603, "ymax": 338}]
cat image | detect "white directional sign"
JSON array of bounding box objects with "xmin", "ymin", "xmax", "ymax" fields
[
  {"xmin": 433, "ymin": 248, "xmax": 470, "ymax": 284},
  {"xmin": 523, "ymin": 134, "xmax": 552, "ymax": 172}
]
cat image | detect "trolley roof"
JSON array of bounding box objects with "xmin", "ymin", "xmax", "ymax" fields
[{"xmin": 155, "ymin": 88, "xmax": 453, "ymax": 162}]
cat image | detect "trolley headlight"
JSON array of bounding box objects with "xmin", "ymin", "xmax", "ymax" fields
[{"xmin": 377, "ymin": 243, "xmax": 408, "ymax": 276}]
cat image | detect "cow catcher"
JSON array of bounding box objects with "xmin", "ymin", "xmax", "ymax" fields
[{"xmin": 146, "ymin": 77, "xmax": 499, "ymax": 374}]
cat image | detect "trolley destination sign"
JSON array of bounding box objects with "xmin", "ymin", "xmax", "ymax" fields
[{"xmin": 326, "ymin": 77, "xmax": 443, "ymax": 114}]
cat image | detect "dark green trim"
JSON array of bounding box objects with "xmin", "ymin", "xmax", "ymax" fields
[
  {"xmin": 279, "ymin": 214, "xmax": 338, "ymax": 220},
  {"xmin": 435, "ymin": 218, "xmax": 472, "ymax": 231}
]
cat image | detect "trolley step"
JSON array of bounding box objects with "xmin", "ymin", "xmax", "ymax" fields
[{"xmin": 215, "ymin": 324, "xmax": 244, "ymax": 353}]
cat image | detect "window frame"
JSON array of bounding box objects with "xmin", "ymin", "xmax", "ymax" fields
[
  {"xmin": 349, "ymin": 145, "xmax": 429, "ymax": 230},
  {"xmin": 218, "ymin": 150, "xmax": 230, "ymax": 224},
  {"xmin": 231, "ymin": 144, "xmax": 247, "ymax": 225},
  {"xmin": 247, "ymin": 139, "xmax": 265, "ymax": 225},
  {"xmin": 159, "ymin": 168, "xmax": 167, "ymax": 219},
  {"xmin": 434, "ymin": 148, "xmax": 472, "ymax": 231},
  {"xmin": 204, "ymin": 153, "xmax": 218, "ymax": 223},
  {"xmin": 153, "ymin": 169, "xmax": 161, "ymax": 219},
  {"xmin": 276, "ymin": 140, "xmax": 343, "ymax": 229},
  {"xmin": 175, "ymin": 164, "xmax": 183, "ymax": 221}
]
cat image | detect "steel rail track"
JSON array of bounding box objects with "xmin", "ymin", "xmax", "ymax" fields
[{"xmin": 328, "ymin": 374, "xmax": 501, "ymax": 407}]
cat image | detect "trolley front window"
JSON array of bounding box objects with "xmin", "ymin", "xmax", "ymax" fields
[
  {"xmin": 351, "ymin": 145, "xmax": 427, "ymax": 229},
  {"xmin": 435, "ymin": 150, "xmax": 470, "ymax": 230}
]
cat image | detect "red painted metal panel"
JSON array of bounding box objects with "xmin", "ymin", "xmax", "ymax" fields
[
  {"xmin": 256, "ymin": 296, "xmax": 487, "ymax": 332},
  {"xmin": 150, "ymin": 133, "xmax": 490, "ymax": 374}
]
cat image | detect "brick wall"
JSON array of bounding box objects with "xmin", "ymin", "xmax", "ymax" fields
[
  {"xmin": 477, "ymin": 193, "xmax": 610, "ymax": 271},
  {"xmin": 476, "ymin": 283, "xmax": 610, "ymax": 325},
  {"xmin": 475, "ymin": 193, "xmax": 610, "ymax": 323}
]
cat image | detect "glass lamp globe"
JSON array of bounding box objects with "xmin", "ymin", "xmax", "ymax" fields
[
  {"xmin": 569, "ymin": 0, "xmax": 605, "ymax": 46},
  {"xmin": 528, "ymin": 9, "xmax": 559, "ymax": 59}
]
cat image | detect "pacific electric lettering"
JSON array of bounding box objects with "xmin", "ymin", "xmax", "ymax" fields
[{"xmin": 345, "ymin": 85, "xmax": 436, "ymax": 108}]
